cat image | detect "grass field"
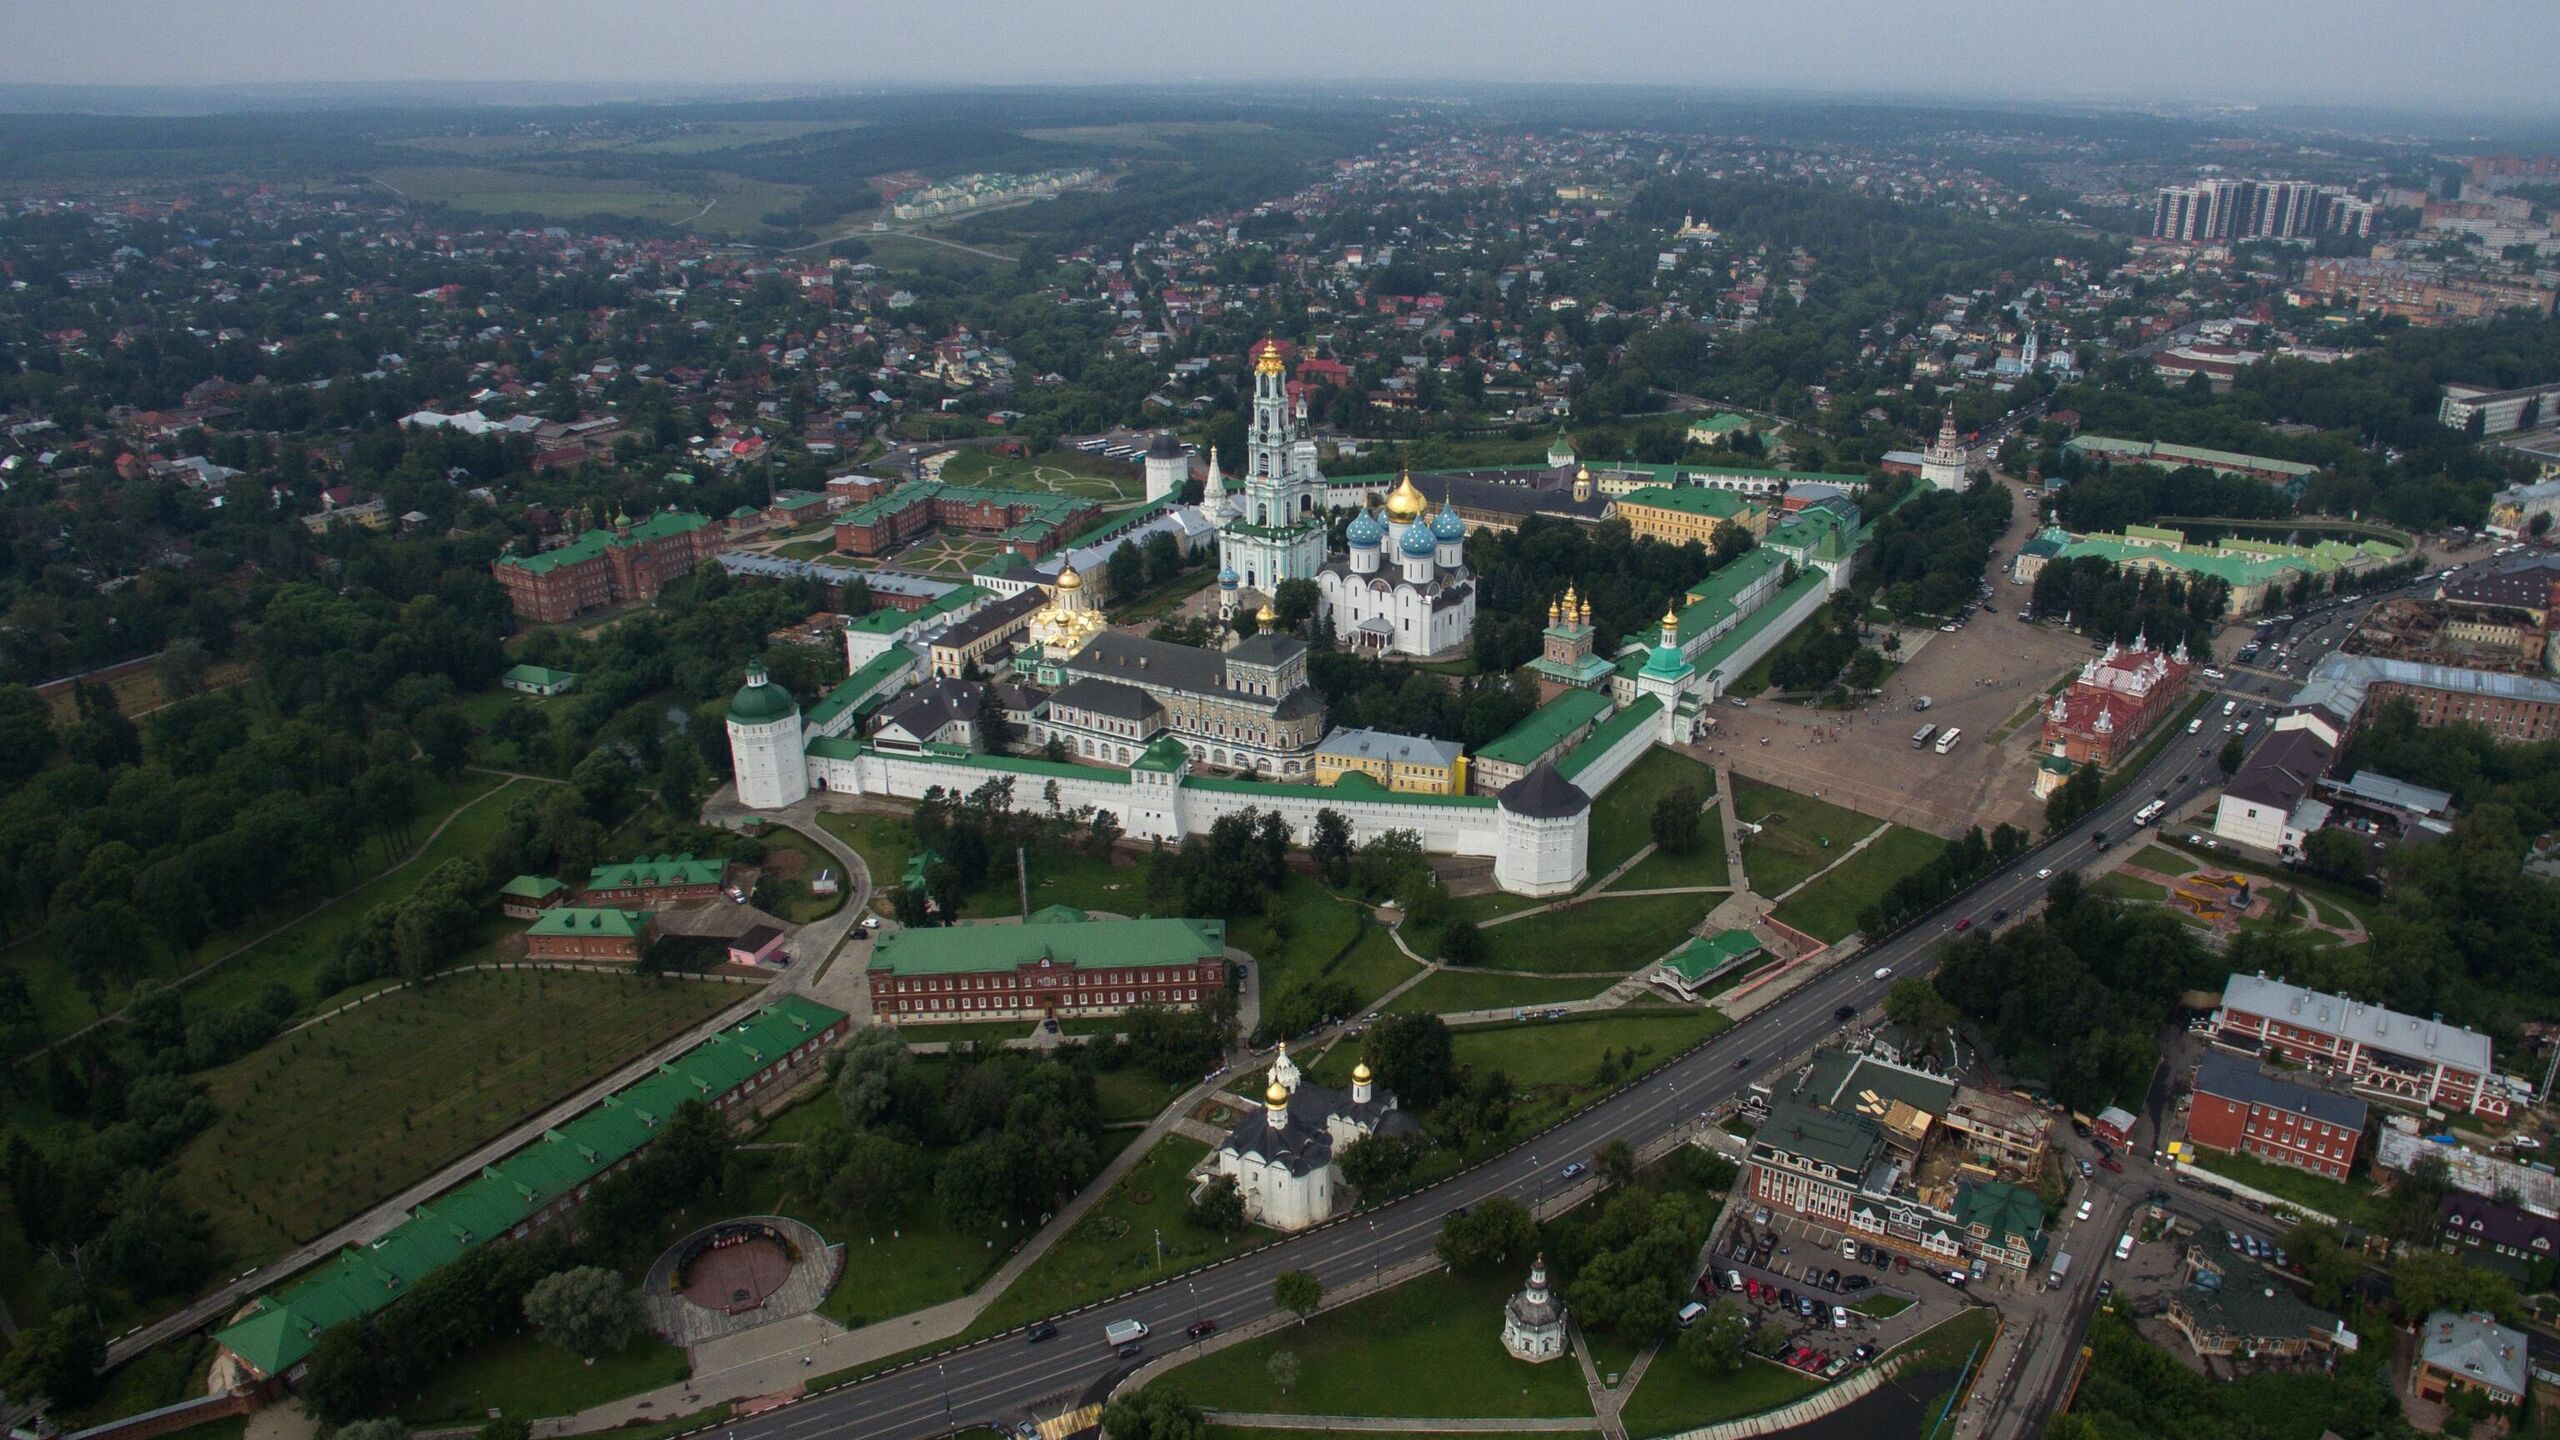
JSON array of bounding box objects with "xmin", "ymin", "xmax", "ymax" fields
[
  {"xmin": 1383, "ymin": 969, "xmax": 1617, "ymax": 1017},
  {"xmin": 1619, "ymin": 1352, "xmax": 1822, "ymax": 1438},
  {"xmin": 813, "ymin": 810, "xmax": 1145, "ymax": 920},
  {"xmin": 1230, "ymin": 875, "xmax": 1417, "ymax": 1018},
  {"xmin": 403, "ymin": 1331, "xmax": 691, "ymax": 1426},
  {"xmin": 2132, "ymin": 843, "xmax": 2193, "ymax": 873},
  {"xmin": 973, "ymin": 1136, "xmax": 1248, "ymax": 1334},
  {"xmin": 755, "ymin": 825, "xmax": 849, "ymax": 924},
  {"xmin": 1304, "ymin": 1009, "xmax": 1728, "ymax": 1139},
  {"xmin": 1474, "ymin": 893, "xmax": 1715, "ymax": 974},
  {"xmin": 1586, "ymin": 748, "xmax": 1719, "ymax": 882},
  {"xmin": 1772, "ymin": 825, "xmax": 1945, "ymax": 943},
  {"xmin": 1148, "ymin": 1267, "xmax": 1594, "ymax": 1419},
  {"xmin": 0, "ymin": 770, "xmax": 514, "ymax": 1042},
  {"xmin": 456, "ymin": 688, "xmax": 569, "ymax": 772},
  {"xmin": 935, "ymin": 447, "xmax": 1146, "ymax": 502},
  {"xmin": 1733, "ymin": 778, "xmax": 1886, "ymax": 897},
  {"xmin": 370, "ymin": 164, "xmax": 804, "ymax": 234},
  {"xmin": 2091, "ymin": 873, "xmax": 2169, "ymax": 902},
  {"xmin": 2187, "ymin": 1146, "xmax": 2383, "ymax": 1227},
  {"xmin": 171, "ymin": 970, "xmax": 744, "ymax": 1263}
]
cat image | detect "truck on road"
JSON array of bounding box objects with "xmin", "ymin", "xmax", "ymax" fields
[
  {"xmin": 2047, "ymin": 1252, "xmax": 2072, "ymax": 1289},
  {"xmin": 1104, "ymin": 1319, "xmax": 1150, "ymax": 1348}
]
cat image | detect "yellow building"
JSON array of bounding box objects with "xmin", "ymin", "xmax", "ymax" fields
[
  {"xmin": 1613, "ymin": 485, "xmax": 1767, "ymax": 547},
  {"xmin": 1312, "ymin": 728, "xmax": 1467, "ymax": 795}
]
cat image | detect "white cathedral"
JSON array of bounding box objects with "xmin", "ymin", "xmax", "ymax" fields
[
  {"xmin": 1314, "ymin": 472, "xmax": 1477, "ymax": 658},
  {"xmin": 1209, "ymin": 1042, "xmax": 1417, "ymax": 1231}
]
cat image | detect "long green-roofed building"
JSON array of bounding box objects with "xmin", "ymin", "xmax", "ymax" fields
[
  {"xmin": 212, "ymin": 996, "xmax": 848, "ymax": 1382},
  {"xmin": 868, "ymin": 916, "xmax": 1230, "ymax": 1023}
]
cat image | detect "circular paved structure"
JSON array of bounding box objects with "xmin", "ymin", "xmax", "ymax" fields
[{"xmin": 644, "ymin": 1216, "xmax": 840, "ymax": 1345}]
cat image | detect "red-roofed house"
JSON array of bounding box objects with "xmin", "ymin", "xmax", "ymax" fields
[{"xmin": 2033, "ymin": 636, "xmax": 2194, "ymax": 792}]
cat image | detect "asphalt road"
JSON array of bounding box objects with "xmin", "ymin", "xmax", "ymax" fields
[{"xmin": 734, "ymin": 689, "xmax": 2245, "ymax": 1440}]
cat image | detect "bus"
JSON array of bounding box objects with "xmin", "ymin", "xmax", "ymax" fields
[
  {"xmin": 1912, "ymin": 724, "xmax": 1939, "ymax": 749},
  {"xmin": 1933, "ymin": 728, "xmax": 1963, "ymax": 755},
  {"xmin": 2135, "ymin": 800, "xmax": 2166, "ymax": 827}
]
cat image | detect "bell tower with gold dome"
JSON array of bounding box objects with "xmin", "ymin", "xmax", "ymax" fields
[{"xmin": 1215, "ymin": 338, "xmax": 1328, "ymax": 607}]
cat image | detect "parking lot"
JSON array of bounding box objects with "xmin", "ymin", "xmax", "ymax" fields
[
  {"xmin": 1697, "ymin": 1198, "xmax": 1988, "ymax": 1381},
  {"xmin": 1689, "ymin": 478, "xmax": 2097, "ymax": 840}
]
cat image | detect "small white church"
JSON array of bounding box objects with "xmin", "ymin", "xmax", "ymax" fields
[{"xmin": 1209, "ymin": 1044, "xmax": 1418, "ymax": 1231}]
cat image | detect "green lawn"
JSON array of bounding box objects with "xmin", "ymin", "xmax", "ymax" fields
[
  {"xmin": 1148, "ymin": 1267, "xmax": 1594, "ymax": 1419},
  {"xmin": 757, "ymin": 825, "xmax": 849, "ymax": 924},
  {"xmin": 1383, "ymin": 970, "xmax": 1618, "ymax": 1017},
  {"xmin": 1850, "ymin": 1293, "xmax": 1913, "ymax": 1318},
  {"xmin": 2091, "ymin": 873, "xmax": 2169, "ymax": 902},
  {"xmin": 1619, "ymin": 1352, "xmax": 1822, "ymax": 1438},
  {"xmin": 1305, "ymin": 1009, "xmax": 1729, "ymax": 1139},
  {"xmin": 2186, "ymin": 1146, "xmax": 2384, "ymax": 1228},
  {"xmin": 1772, "ymin": 825, "xmax": 1945, "ymax": 943},
  {"xmin": 1613, "ymin": 829, "xmax": 1730, "ymax": 892},
  {"xmin": 1732, "ymin": 779, "xmax": 1884, "ymax": 898},
  {"xmin": 1475, "ymin": 893, "xmax": 1716, "ymax": 974},
  {"xmin": 403, "ymin": 1331, "xmax": 691, "ymax": 1426},
  {"xmin": 1229, "ymin": 874, "xmax": 1409, "ymax": 1014},
  {"xmin": 1096, "ymin": 1066, "xmax": 1188, "ymax": 1125},
  {"xmin": 818, "ymin": 1201, "xmax": 1011, "ymax": 1329},
  {"xmin": 2132, "ymin": 844, "xmax": 2193, "ymax": 874},
  {"xmin": 973, "ymin": 1136, "xmax": 1247, "ymax": 1334},
  {"xmin": 0, "ymin": 770, "xmax": 512, "ymax": 1041},
  {"xmin": 935, "ymin": 447, "xmax": 1146, "ymax": 502},
  {"xmin": 171, "ymin": 970, "xmax": 744, "ymax": 1265},
  {"xmin": 812, "ymin": 810, "xmax": 1144, "ymax": 919},
  {"xmin": 457, "ymin": 689, "xmax": 569, "ymax": 773},
  {"xmin": 1587, "ymin": 748, "xmax": 1717, "ymax": 880}
]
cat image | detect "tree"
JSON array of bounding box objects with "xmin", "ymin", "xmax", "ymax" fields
[
  {"xmin": 1677, "ymin": 1301, "xmax": 1750, "ymax": 1374},
  {"xmin": 0, "ymin": 1308, "xmax": 104, "ymax": 1407},
  {"xmin": 1882, "ymin": 978, "xmax": 1958, "ymax": 1036},
  {"xmin": 1266, "ymin": 1350, "xmax": 1301, "ymax": 1398},
  {"xmin": 1438, "ymin": 917, "xmax": 1487, "ymax": 966},
  {"xmin": 1363, "ymin": 1012, "xmax": 1457, "ymax": 1109},
  {"xmin": 1437, "ymin": 1195, "xmax": 1539, "ymax": 1271},
  {"xmin": 1274, "ymin": 1269, "xmax": 1323, "ymax": 1324},
  {"xmin": 1101, "ymin": 1388, "xmax": 1207, "ymax": 1440},
  {"xmin": 836, "ymin": 1023, "xmax": 914, "ymax": 1129},
  {"xmin": 523, "ymin": 1266, "xmax": 641, "ymax": 1360},
  {"xmin": 1107, "ymin": 540, "xmax": 1146, "ymax": 600},
  {"xmin": 1188, "ymin": 1174, "xmax": 1246, "ymax": 1236},
  {"xmin": 1337, "ymin": 1132, "xmax": 1426, "ymax": 1197},
  {"xmin": 1650, "ymin": 785, "xmax": 1703, "ymax": 856},
  {"xmin": 1311, "ymin": 808, "xmax": 1354, "ymax": 886},
  {"xmin": 2218, "ymin": 736, "xmax": 2245, "ymax": 777},
  {"xmin": 1273, "ymin": 579, "xmax": 1321, "ymax": 632},
  {"xmin": 1596, "ymin": 1138, "xmax": 1638, "ymax": 1189}
]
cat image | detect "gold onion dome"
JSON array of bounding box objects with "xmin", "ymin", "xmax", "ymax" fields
[
  {"xmin": 1256, "ymin": 599, "xmax": 1279, "ymax": 624},
  {"xmin": 1385, "ymin": 469, "xmax": 1429, "ymax": 521},
  {"xmin": 1662, "ymin": 601, "xmax": 1682, "ymax": 629},
  {"xmin": 1254, "ymin": 340, "xmax": 1287, "ymax": 376},
  {"xmin": 1266, "ymin": 1081, "xmax": 1290, "ymax": 1105},
  {"xmin": 1352, "ymin": 1062, "xmax": 1372, "ymax": 1082},
  {"xmin": 1054, "ymin": 562, "xmax": 1083, "ymax": 591}
]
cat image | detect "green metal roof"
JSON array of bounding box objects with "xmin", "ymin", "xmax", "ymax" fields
[
  {"xmin": 501, "ymin": 663, "xmax": 577, "ymax": 688},
  {"xmin": 869, "ymin": 916, "xmax": 1225, "ymax": 977},
  {"xmin": 1661, "ymin": 929, "xmax": 1762, "ymax": 983},
  {"xmin": 843, "ymin": 585, "xmax": 988, "ymax": 636},
  {"xmin": 729, "ymin": 665, "xmax": 799, "ymax": 725},
  {"xmin": 1185, "ymin": 773, "xmax": 1495, "ymax": 809},
  {"xmin": 1694, "ymin": 571, "xmax": 1828, "ymax": 678},
  {"xmin": 1477, "ymin": 689, "xmax": 1613, "ymax": 768},
  {"xmin": 1617, "ymin": 485, "xmax": 1754, "ymax": 519},
  {"xmin": 1754, "ymin": 1097, "xmax": 1887, "ymax": 1176},
  {"xmin": 499, "ymin": 874, "xmax": 567, "ymax": 901},
  {"xmin": 586, "ymin": 853, "xmax": 726, "ymax": 891},
  {"xmin": 1558, "ymin": 699, "xmax": 1662, "ymax": 780},
  {"xmin": 495, "ymin": 512, "xmax": 714, "ymax": 575},
  {"xmin": 1952, "ymin": 1178, "xmax": 2045, "ymax": 1249},
  {"xmin": 524, "ymin": 907, "xmax": 653, "ymax": 939},
  {"xmin": 808, "ymin": 647, "xmax": 918, "ymax": 728}
]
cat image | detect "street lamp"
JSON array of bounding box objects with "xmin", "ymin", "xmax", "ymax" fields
[{"xmin": 939, "ymin": 1363, "xmax": 951, "ymax": 1424}]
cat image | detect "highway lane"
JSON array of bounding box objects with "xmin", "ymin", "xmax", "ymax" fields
[{"xmin": 733, "ymin": 704, "xmax": 2229, "ymax": 1440}]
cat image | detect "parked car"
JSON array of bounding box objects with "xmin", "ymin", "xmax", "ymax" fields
[
  {"xmin": 2098, "ymin": 1155, "xmax": 2123, "ymax": 1174},
  {"xmin": 1822, "ymin": 1268, "xmax": 1840, "ymax": 1291}
]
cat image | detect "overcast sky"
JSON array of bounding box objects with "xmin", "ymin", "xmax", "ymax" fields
[{"xmin": 10, "ymin": 0, "xmax": 2555, "ymax": 113}]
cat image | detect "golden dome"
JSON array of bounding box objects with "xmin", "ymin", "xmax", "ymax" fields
[
  {"xmin": 1253, "ymin": 341, "xmax": 1286, "ymax": 376},
  {"xmin": 1661, "ymin": 601, "xmax": 1681, "ymax": 629},
  {"xmin": 1266, "ymin": 1081, "xmax": 1290, "ymax": 1106},
  {"xmin": 1352, "ymin": 1062, "xmax": 1372, "ymax": 1083},
  {"xmin": 1054, "ymin": 562, "xmax": 1083, "ymax": 592},
  {"xmin": 1384, "ymin": 470, "xmax": 1428, "ymax": 521},
  {"xmin": 1576, "ymin": 466, "xmax": 1591, "ymax": 481},
  {"xmin": 1255, "ymin": 599, "xmax": 1279, "ymax": 625}
]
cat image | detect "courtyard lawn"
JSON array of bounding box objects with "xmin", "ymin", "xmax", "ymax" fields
[
  {"xmin": 1148, "ymin": 1267, "xmax": 1594, "ymax": 1419},
  {"xmin": 1229, "ymin": 874, "xmax": 1373, "ymax": 1007},
  {"xmin": 1618, "ymin": 1353, "xmax": 1822, "ymax": 1439},
  {"xmin": 1475, "ymin": 892, "xmax": 1716, "ymax": 974},
  {"xmin": 755, "ymin": 825, "xmax": 849, "ymax": 924},
  {"xmin": 1772, "ymin": 825, "xmax": 1945, "ymax": 943},
  {"xmin": 811, "ymin": 810, "xmax": 1144, "ymax": 919},
  {"xmin": 1383, "ymin": 969, "xmax": 1618, "ymax": 1018},
  {"xmin": 1732, "ymin": 779, "xmax": 1885, "ymax": 898},
  {"xmin": 170, "ymin": 970, "xmax": 745, "ymax": 1265},
  {"xmin": 2133, "ymin": 843, "xmax": 2193, "ymax": 874},
  {"xmin": 817, "ymin": 1201, "xmax": 1009, "ymax": 1329},
  {"xmin": 1095, "ymin": 1065, "xmax": 1187, "ymax": 1125},
  {"xmin": 402, "ymin": 1331, "xmax": 691, "ymax": 1426},
  {"xmin": 1586, "ymin": 749, "xmax": 1718, "ymax": 881},
  {"xmin": 1850, "ymin": 1293, "xmax": 1913, "ymax": 1318},
  {"xmin": 973, "ymin": 1136, "xmax": 1247, "ymax": 1335},
  {"xmin": 1613, "ymin": 828, "xmax": 1730, "ymax": 892},
  {"xmin": 936, "ymin": 447, "xmax": 1147, "ymax": 503}
]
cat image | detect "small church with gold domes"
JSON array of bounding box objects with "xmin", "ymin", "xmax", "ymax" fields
[
  {"xmin": 1209, "ymin": 1042, "xmax": 1419, "ymax": 1232},
  {"xmin": 1313, "ymin": 469, "xmax": 1477, "ymax": 658},
  {"xmin": 1024, "ymin": 558, "xmax": 1108, "ymax": 657}
]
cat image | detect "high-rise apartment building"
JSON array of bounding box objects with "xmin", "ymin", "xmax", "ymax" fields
[{"xmin": 2151, "ymin": 179, "xmax": 2373, "ymax": 243}]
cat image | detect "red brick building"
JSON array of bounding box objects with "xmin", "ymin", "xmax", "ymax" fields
[
  {"xmin": 867, "ymin": 916, "xmax": 1227, "ymax": 1022},
  {"xmin": 831, "ymin": 482, "xmax": 1098, "ymax": 561},
  {"xmin": 580, "ymin": 853, "xmax": 730, "ymax": 908},
  {"xmin": 493, "ymin": 511, "xmax": 731, "ymax": 623},
  {"xmin": 2037, "ymin": 636, "xmax": 2195, "ymax": 771},
  {"xmin": 524, "ymin": 907, "xmax": 656, "ymax": 963},
  {"xmin": 2215, "ymin": 971, "xmax": 2509, "ymax": 1120},
  {"xmin": 2185, "ymin": 1051, "xmax": 2367, "ymax": 1181}
]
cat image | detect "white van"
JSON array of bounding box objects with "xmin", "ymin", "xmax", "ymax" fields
[
  {"xmin": 2222, "ymin": 700, "xmax": 2238, "ymax": 716},
  {"xmin": 1676, "ymin": 1301, "xmax": 1710, "ymax": 1329},
  {"xmin": 2113, "ymin": 1233, "xmax": 2135, "ymax": 1262}
]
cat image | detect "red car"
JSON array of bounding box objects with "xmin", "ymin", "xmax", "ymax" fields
[
  {"xmin": 2098, "ymin": 1155, "xmax": 2123, "ymax": 1174},
  {"xmin": 1187, "ymin": 1318, "xmax": 1218, "ymax": 1339},
  {"xmin": 1953, "ymin": 917, "xmax": 1973, "ymax": 932}
]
